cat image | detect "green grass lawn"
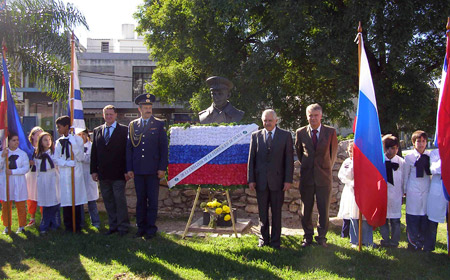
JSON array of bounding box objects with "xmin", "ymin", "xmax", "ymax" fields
[{"xmin": 0, "ymin": 206, "xmax": 449, "ymax": 279}]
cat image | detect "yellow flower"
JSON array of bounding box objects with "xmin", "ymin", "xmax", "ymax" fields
[
  {"xmin": 222, "ymin": 205, "xmax": 230, "ymax": 213},
  {"xmin": 207, "ymin": 202, "xmax": 213, "ymax": 208},
  {"xmin": 215, "ymin": 208, "xmax": 223, "ymax": 215},
  {"xmin": 224, "ymin": 214, "xmax": 231, "ymax": 221}
]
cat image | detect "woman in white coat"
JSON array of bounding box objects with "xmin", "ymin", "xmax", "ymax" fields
[
  {"xmin": 54, "ymin": 116, "xmax": 87, "ymax": 232},
  {"xmin": 424, "ymin": 149, "xmax": 448, "ymax": 251},
  {"xmin": 0, "ymin": 134, "xmax": 30, "ymax": 234},
  {"xmin": 77, "ymin": 129, "xmax": 100, "ymax": 229}
]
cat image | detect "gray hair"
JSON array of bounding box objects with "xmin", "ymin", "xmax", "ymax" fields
[
  {"xmin": 306, "ymin": 103, "xmax": 322, "ymax": 115},
  {"xmin": 261, "ymin": 109, "xmax": 277, "ymax": 120}
]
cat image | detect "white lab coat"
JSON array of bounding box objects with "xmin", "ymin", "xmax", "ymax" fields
[
  {"xmin": 25, "ymin": 148, "xmax": 38, "ymax": 201},
  {"xmin": 403, "ymin": 149, "xmax": 431, "ymax": 215},
  {"xmin": 54, "ymin": 134, "xmax": 87, "ymax": 207},
  {"xmin": 81, "ymin": 141, "xmax": 99, "ymax": 202},
  {"xmin": 35, "ymin": 150, "xmax": 60, "ymax": 207},
  {"xmin": 0, "ymin": 148, "xmax": 29, "ymax": 202},
  {"xmin": 427, "ymin": 149, "xmax": 448, "ymax": 223},
  {"xmin": 385, "ymin": 155, "xmax": 405, "ymax": 219},
  {"xmin": 337, "ymin": 157, "xmax": 357, "ymax": 219}
]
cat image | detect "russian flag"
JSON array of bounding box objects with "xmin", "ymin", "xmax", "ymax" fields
[
  {"xmin": 353, "ymin": 34, "xmax": 388, "ymax": 227},
  {"xmin": 436, "ymin": 28, "xmax": 450, "ymax": 201},
  {"xmin": 1, "ymin": 46, "xmax": 34, "ymax": 159},
  {"xmin": 67, "ymin": 41, "xmax": 86, "ymax": 132},
  {"xmin": 168, "ymin": 125, "xmax": 253, "ymax": 186}
]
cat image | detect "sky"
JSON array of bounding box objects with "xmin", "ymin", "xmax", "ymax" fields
[{"xmin": 62, "ymin": 0, "xmax": 145, "ymax": 47}]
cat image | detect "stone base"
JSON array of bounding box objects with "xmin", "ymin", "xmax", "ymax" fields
[{"xmin": 188, "ymin": 218, "xmax": 253, "ymax": 234}]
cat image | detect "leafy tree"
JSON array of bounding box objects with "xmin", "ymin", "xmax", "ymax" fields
[
  {"xmin": 0, "ymin": 0, "xmax": 88, "ymax": 100},
  {"xmin": 136, "ymin": 0, "xmax": 450, "ymax": 133}
]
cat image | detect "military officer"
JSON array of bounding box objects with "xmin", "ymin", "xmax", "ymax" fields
[
  {"xmin": 198, "ymin": 76, "xmax": 244, "ymax": 124},
  {"xmin": 126, "ymin": 93, "xmax": 168, "ymax": 240}
]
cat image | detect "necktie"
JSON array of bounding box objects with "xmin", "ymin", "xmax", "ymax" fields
[
  {"xmin": 312, "ymin": 129, "xmax": 318, "ymax": 150},
  {"xmin": 59, "ymin": 139, "xmax": 72, "ymax": 159},
  {"xmin": 385, "ymin": 161, "xmax": 399, "ymax": 185},
  {"xmin": 39, "ymin": 153, "xmax": 55, "ymax": 172},
  {"xmin": 8, "ymin": 155, "xmax": 19, "ymax": 169},
  {"xmin": 31, "ymin": 153, "xmax": 36, "ymax": 172},
  {"xmin": 267, "ymin": 131, "xmax": 273, "ymax": 150},
  {"xmin": 104, "ymin": 126, "xmax": 111, "ymax": 144},
  {"xmin": 414, "ymin": 154, "xmax": 431, "ymax": 178}
]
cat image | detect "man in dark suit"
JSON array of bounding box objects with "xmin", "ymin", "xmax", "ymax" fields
[
  {"xmin": 91, "ymin": 105, "xmax": 130, "ymax": 236},
  {"xmin": 248, "ymin": 109, "xmax": 294, "ymax": 249},
  {"xmin": 295, "ymin": 103, "xmax": 338, "ymax": 247},
  {"xmin": 126, "ymin": 93, "xmax": 168, "ymax": 240}
]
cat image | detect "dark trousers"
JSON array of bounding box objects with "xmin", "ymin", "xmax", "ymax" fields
[
  {"xmin": 99, "ymin": 180, "xmax": 130, "ymax": 232},
  {"xmin": 406, "ymin": 214, "xmax": 428, "ymax": 250},
  {"xmin": 380, "ymin": 218, "xmax": 401, "ymax": 247},
  {"xmin": 256, "ymin": 186, "xmax": 284, "ymax": 247},
  {"xmin": 62, "ymin": 205, "xmax": 83, "ymax": 232},
  {"xmin": 39, "ymin": 204, "xmax": 60, "ymax": 232},
  {"xmin": 341, "ymin": 219, "xmax": 350, "ymax": 238},
  {"xmin": 424, "ymin": 219, "xmax": 439, "ymax": 251},
  {"xmin": 134, "ymin": 175, "xmax": 159, "ymax": 235},
  {"xmin": 300, "ymin": 184, "xmax": 331, "ymax": 243}
]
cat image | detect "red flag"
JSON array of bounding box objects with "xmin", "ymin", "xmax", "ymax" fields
[{"xmin": 437, "ymin": 29, "xmax": 450, "ymax": 199}]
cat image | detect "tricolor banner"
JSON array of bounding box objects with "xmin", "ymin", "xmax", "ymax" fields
[
  {"xmin": 168, "ymin": 124, "xmax": 258, "ymax": 188},
  {"xmin": 353, "ymin": 33, "xmax": 388, "ymax": 227},
  {"xmin": 67, "ymin": 42, "xmax": 85, "ymax": 132},
  {"xmin": 436, "ymin": 28, "xmax": 450, "ymax": 201}
]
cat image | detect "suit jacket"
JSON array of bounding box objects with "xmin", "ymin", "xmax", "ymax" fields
[
  {"xmin": 126, "ymin": 116, "xmax": 168, "ymax": 175},
  {"xmin": 247, "ymin": 127, "xmax": 294, "ymax": 191},
  {"xmin": 90, "ymin": 123, "xmax": 128, "ymax": 181},
  {"xmin": 295, "ymin": 124, "xmax": 338, "ymax": 187}
]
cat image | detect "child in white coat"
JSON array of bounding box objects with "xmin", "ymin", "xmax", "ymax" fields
[
  {"xmin": 379, "ymin": 135, "xmax": 405, "ymax": 248},
  {"xmin": 77, "ymin": 129, "xmax": 100, "ymax": 229},
  {"xmin": 25, "ymin": 126, "xmax": 43, "ymax": 227},
  {"xmin": 35, "ymin": 132, "xmax": 60, "ymax": 234},
  {"xmin": 54, "ymin": 116, "xmax": 87, "ymax": 232},
  {"xmin": 337, "ymin": 142, "xmax": 354, "ymax": 238},
  {"xmin": 0, "ymin": 134, "xmax": 30, "ymax": 234},
  {"xmin": 403, "ymin": 130, "xmax": 431, "ymax": 251}
]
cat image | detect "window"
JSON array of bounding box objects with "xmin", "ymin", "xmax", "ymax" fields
[
  {"xmin": 101, "ymin": 42, "xmax": 109, "ymax": 53},
  {"xmin": 132, "ymin": 66, "xmax": 155, "ymax": 100}
]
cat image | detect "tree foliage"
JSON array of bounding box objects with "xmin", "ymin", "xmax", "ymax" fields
[
  {"xmin": 136, "ymin": 0, "xmax": 450, "ymax": 133},
  {"xmin": 0, "ymin": 0, "xmax": 88, "ymax": 100}
]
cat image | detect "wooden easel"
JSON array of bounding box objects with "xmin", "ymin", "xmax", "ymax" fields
[{"xmin": 182, "ymin": 186, "xmax": 238, "ymax": 239}]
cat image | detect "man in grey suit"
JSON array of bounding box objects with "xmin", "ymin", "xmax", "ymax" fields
[
  {"xmin": 248, "ymin": 109, "xmax": 294, "ymax": 249},
  {"xmin": 295, "ymin": 103, "xmax": 338, "ymax": 247}
]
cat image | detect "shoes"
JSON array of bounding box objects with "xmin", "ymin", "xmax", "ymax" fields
[
  {"xmin": 2, "ymin": 228, "xmax": 9, "ymax": 235},
  {"xmin": 93, "ymin": 225, "xmax": 100, "ymax": 230},
  {"xmin": 144, "ymin": 233, "xmax": 156, "ymax": 240},
  {"xmin": 16, "ymin": 227, "xmax": 25, "ymax": 234},
  {"xmin": 301, "ymin": 241, "xmax": 312, "ymax": 247},
  {"xmin": 134, "ymin": 231, "xmax": 145, "ymax": 238},
  {"xmin": 258, "ymin": 241, "xmax": 269, "ymax": 247},
  {"xmin": 118, "ymin": 231, "xmax": 128, "ymax": 237},
  {"xmin": 40, "ymin": 231, "xmax": 47, "ymax": 235},
  {"xmin": 104, "ymin": 229, "xmax": 118, "ymax": 236},
  {"xmin": 26, "ymin": 219, "xmax": 36, "ymax": 227},
  {"xmin": 318, "ymin": 241, "xmax": 328, "ymax": 248},
  {"xmin": 270, "ymin": 244, "xmax": 281, "ymax": 250}
]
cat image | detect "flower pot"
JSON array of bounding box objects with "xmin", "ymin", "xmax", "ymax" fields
[
  {"xmin": 216, "ymin": 212, "xmax": 237, "ymax": 227},
  {"xmin": 202, "ymin": 212, "xmax": 210, "ymax": 225}
]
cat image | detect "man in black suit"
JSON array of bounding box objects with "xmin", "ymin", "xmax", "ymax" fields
[
  {"xmin": 91, "ymin": 105, "xmax": 130, "ymax": 236},
  {"xmin": 247, "ymin": 109, "xmax": 294, "ymax": 249}
]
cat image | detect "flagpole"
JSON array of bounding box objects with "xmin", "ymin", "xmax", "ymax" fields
[
  {"xmin": 2, "ymin": 40, "xmax": 11, "ymax": 235},
  {"xmin": 70, "ymin": 32, "xmax": 76, "ymax": 233},
  {"xmin": 357, "ymin": 21, "xmax": 363, "ymax": 252}
]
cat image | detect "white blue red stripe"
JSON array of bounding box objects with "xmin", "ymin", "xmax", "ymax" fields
[
  {"xmin": 437, "ymin": 29, "xmax": 450, "ymax": 201},
  {"xmin": 168, "ymin": 125, "xmax": 254, "ymax": 186},
  {"xmin": 68, "ymin": 48, "xmax": 86, "ymax": 131},
  {"xmin": 353, "ymin": 34, "xmax": 388, "ymax": 227}
]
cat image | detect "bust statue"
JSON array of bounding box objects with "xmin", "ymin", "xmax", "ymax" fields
[{"xmin": 198, "ymin": 76, "xmax": 244, "ymax": 124}]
